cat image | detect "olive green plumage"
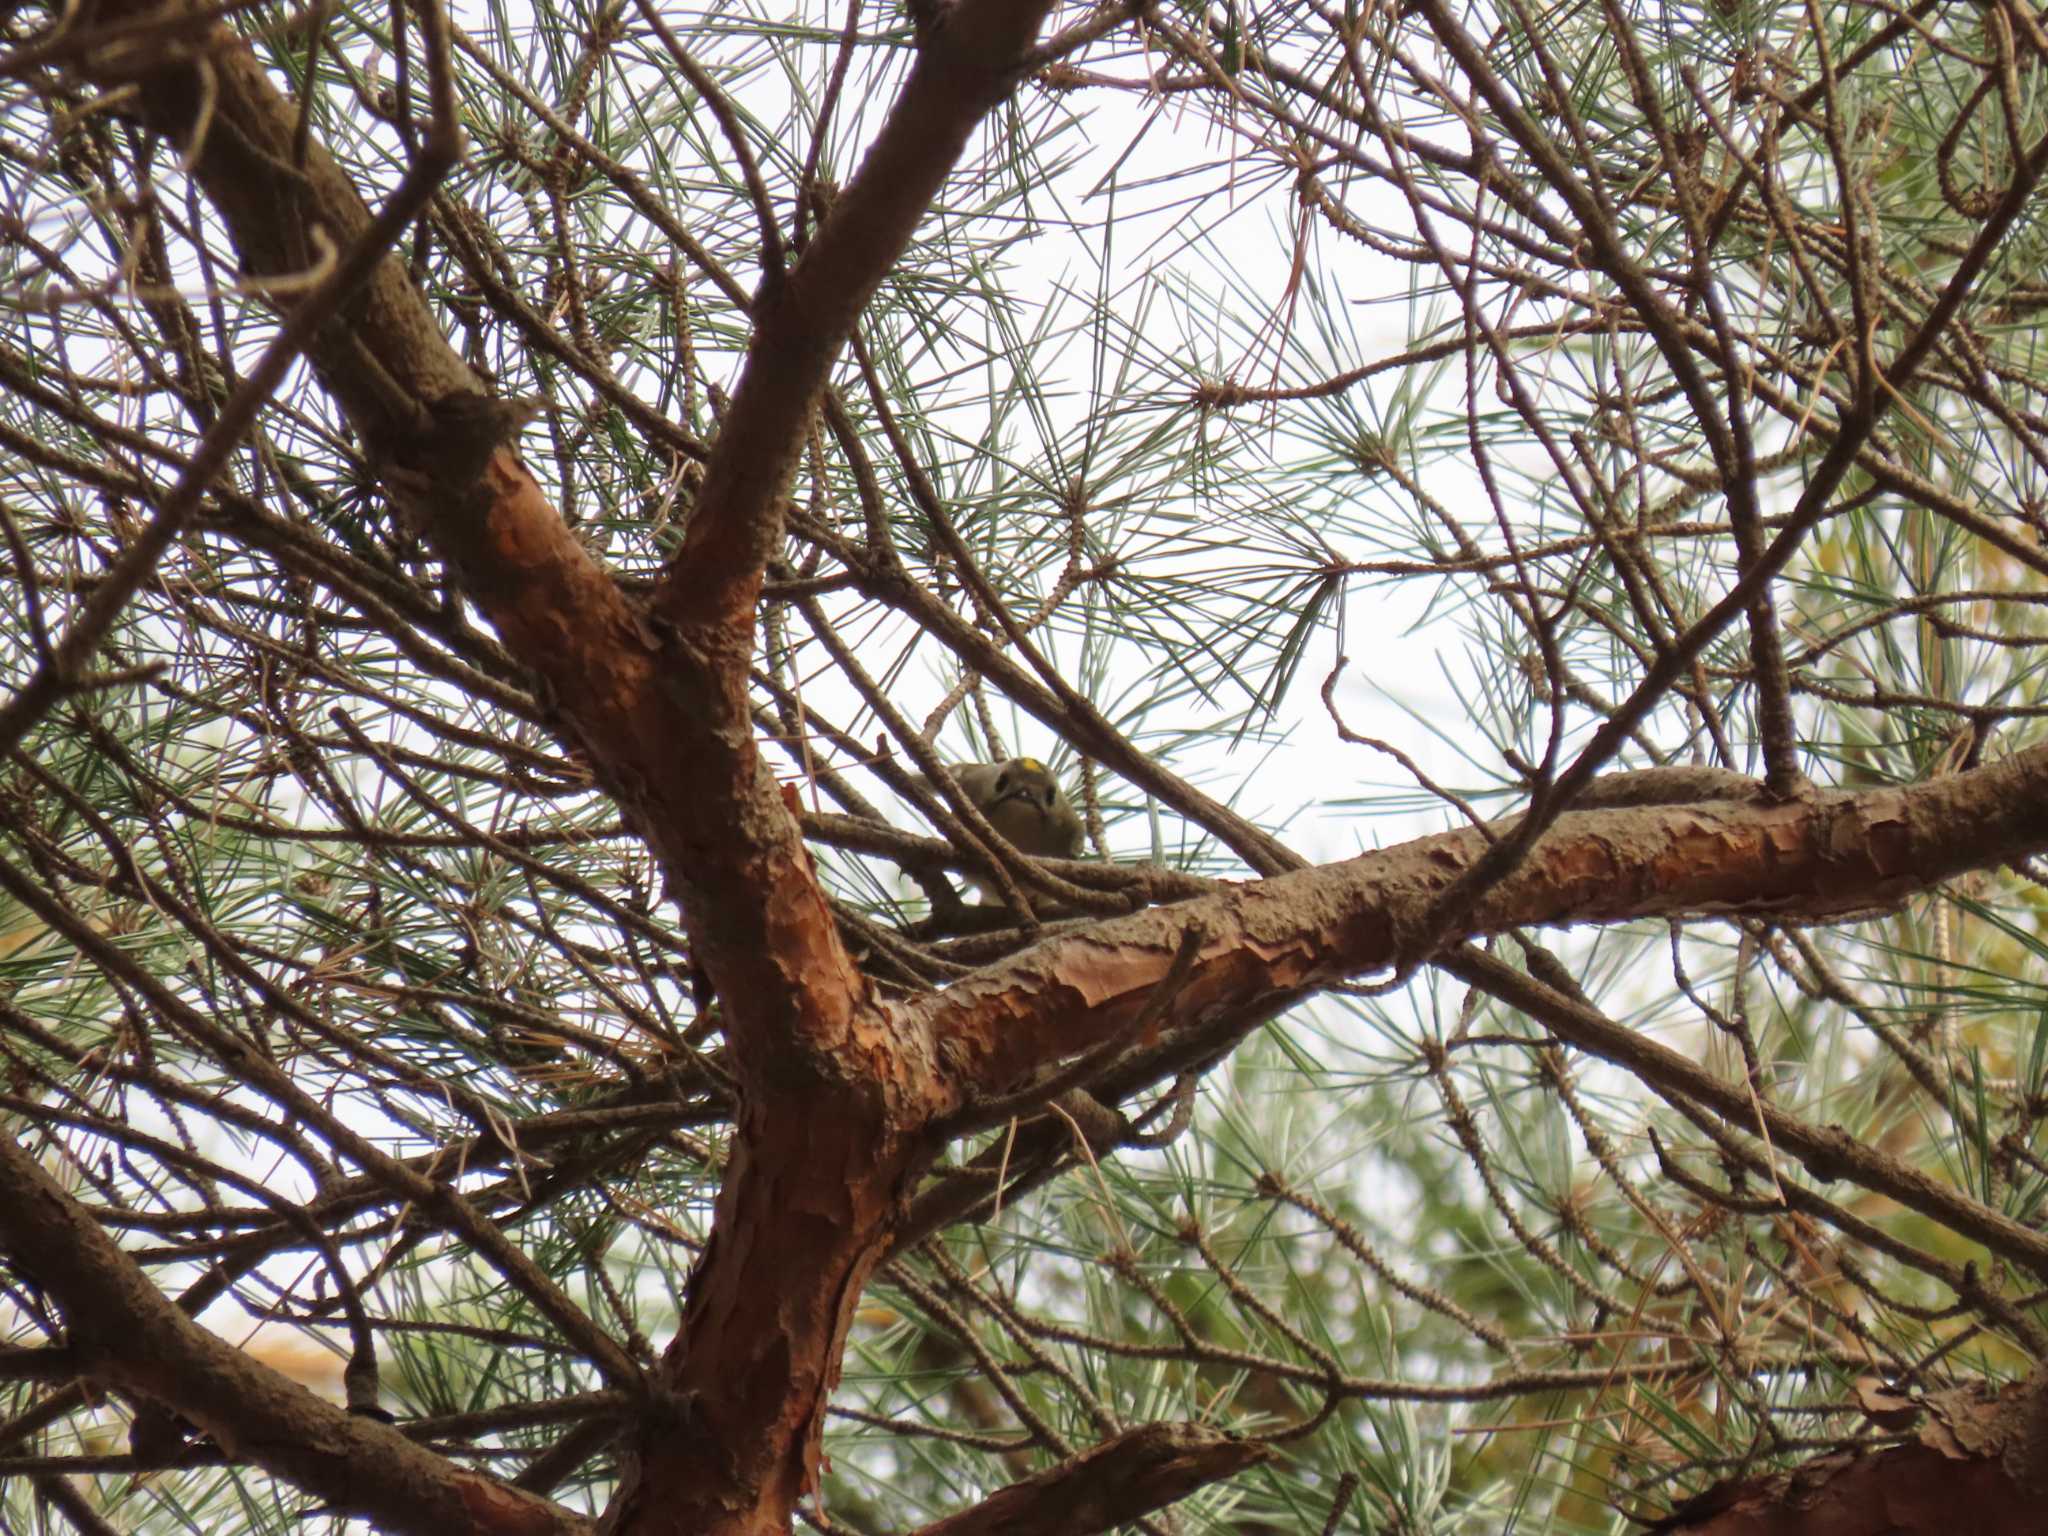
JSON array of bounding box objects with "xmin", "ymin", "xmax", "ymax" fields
[{"xmin": 948, "ymin": 757, "xmax": 1083, "ymax": 900}]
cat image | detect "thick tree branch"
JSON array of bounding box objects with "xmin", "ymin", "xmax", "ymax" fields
[
  {"xmin": 64, "ymin": 1, "xmax": 1070, "ymax": 1529},
  {"xmin": 71, "ymin": 0, "xmax": 856, "ymax": 1084},
  {"xmin": 0, "ymin": 6, "xmax": 461, "ymax": 758},
  {"xmin": 904, "ymin": 1423, "xmax": 1273, "ymax": 1536},
  {"xmin": 0, "ymin": 1131, "xmax": 587, "ymax": 1536},
  {"xmin": 1647, "ymin": 1374, "xmax": 2047, "ymax": 1532},
  {"xmin": 921, "ymin": 748, "xmax": 2048, "ymax": 1127}
]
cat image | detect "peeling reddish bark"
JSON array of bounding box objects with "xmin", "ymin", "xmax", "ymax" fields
[
  {"xmin": 67, "ymin": 2, "xmax": 1057, "ymax": 1533},
  {"xmin": 44, "ymin": 3, "xmax": 2048, "ymax": 1536},
  {"xmin": 921, "ymin": 753, "xmax": 2048, "ymax": 1108},
  {"xmin": 1650, "ymin": 1375, "xmax": 2048, "ymax": 1534}
]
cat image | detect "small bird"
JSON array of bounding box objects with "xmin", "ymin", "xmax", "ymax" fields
[{"xmin": 949, "ymin": 757, "xmax": 1084, "ymax": 900}]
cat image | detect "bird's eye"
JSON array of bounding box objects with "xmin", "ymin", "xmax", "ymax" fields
[{"xmin": 995, "ymin": 770, "xmax": 1012, "ymax": 794}]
